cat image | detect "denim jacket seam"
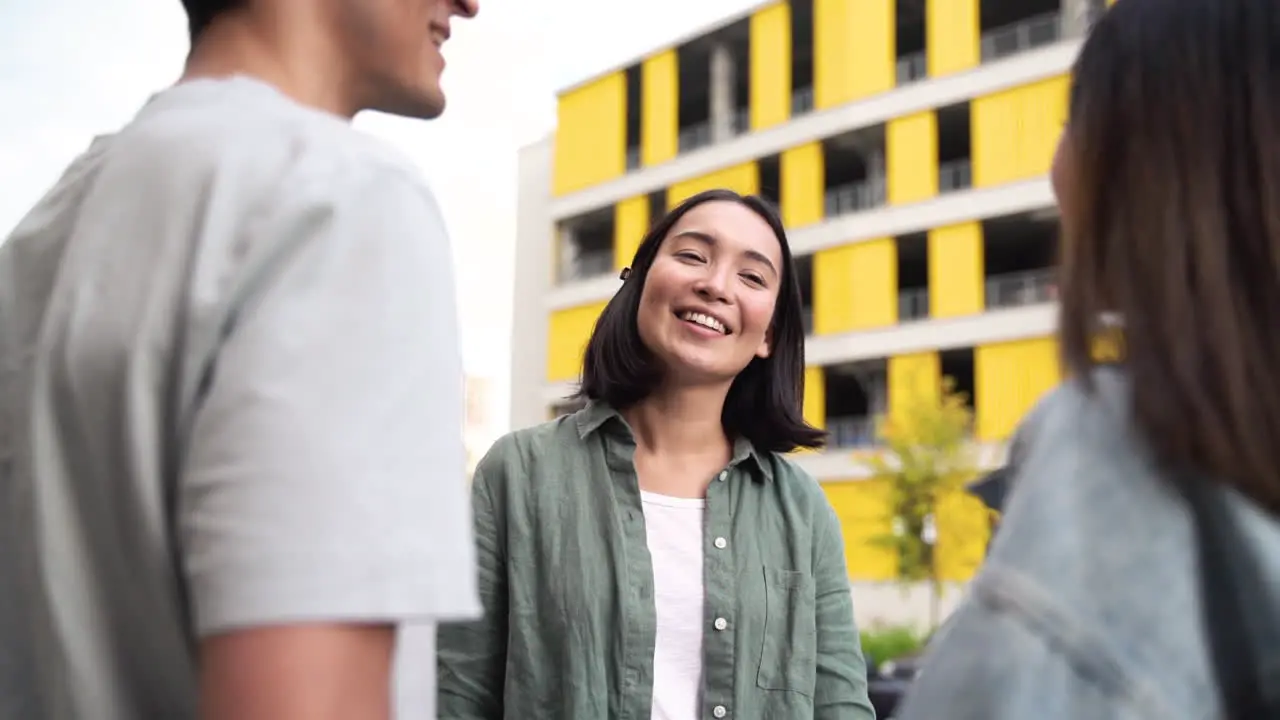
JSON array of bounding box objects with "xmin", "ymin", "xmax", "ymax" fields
[{"xmin": 975, "ymin": 565, "xmax": 1178, "ymax": 720}]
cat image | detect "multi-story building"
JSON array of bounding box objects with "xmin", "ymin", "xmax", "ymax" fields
[{"xmin": 511, "ymin": 0, "xmax": 1113, "ymax": 620}]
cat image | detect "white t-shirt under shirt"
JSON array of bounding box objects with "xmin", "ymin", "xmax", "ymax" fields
[
  {"xmin": 0, "ymin": 76, "xmax": 479, "ymax": 719},
  {"xmin": 641, "ymin": 490, "xmax": 707, "ymax": 720}
]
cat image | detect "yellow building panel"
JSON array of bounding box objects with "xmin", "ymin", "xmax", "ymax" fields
[
  {"xmin": 750, "ymin": 3, "xmax": 791, "ymax": 131},
  {"xmin": 641, "ymin": 51, "xmax": 678, "ymax": 167},
  {"xmin": 934, "ymin": 490, "xmax": 991, "ymax": 581},
  {"xmin": 886, "ymin": 112, "xmax": 938, "ymax": 205},
  {"xmin": 926, "ymin": 0, "xmax": 980, "ymax": 78},
  {"xmin": 804, "ymin": 366, "xmax": 826, "ymax": 431},
  {"xmin": 781, "ymin": 143, "xmax": 824, "ymax": 228},
  {"xmin": 823, "ymin": 479, "xmax": 898, "ymax": 581},
  {"xmin": 667, "ymin": 162, "xmax": 759, "ymax": 205},
  {"xmin": 546, "ymin": 301, "xmax": 608, "ymax": 382},
  {"xmin": 975, "ymin": 337, "xmax": 1061, "ymax": 441},
  {"xmin": 1018, "ymin": 76, "xmax": 1070, "ymax": 178},
  {"xmin": 888, "ymin": 351, "xmax": 941, "ymax": 420},
  {"xmin": 553, "ymin": 73, "xmax": 627, "ymax": 196},
  {"xmin": 971, "ymin": 89, "xmax": 1020, "ymax": 187},
  {"xmin": 814, "ymin": 0, "xmax": 894, "ymax": 109},
  {"xmin": 613, "ymin": 196, "xmax": 649, "ymax": 271},
  {"xmin": 972, "ymin": 77, "xmax": 1070, "ymax": 187},
  {"xmin": 813, "ymin": 239, "xmax": 897, "ymax": 335},
  {"xmin": 928, "ymin": 222, "xmax": 984, "ymax": 318}
]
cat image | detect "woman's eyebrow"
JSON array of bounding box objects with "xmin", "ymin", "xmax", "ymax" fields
[{"xmin": 672, "ymin": 229, "xmax": 778, "ymax": 277}]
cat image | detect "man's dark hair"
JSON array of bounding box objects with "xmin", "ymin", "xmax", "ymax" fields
[
  {"xmin": 574, "ymin": 188, "xmax": 825, "ymax": 454},
  {"xmin": 1059, "ymin": 0, "xmax": 1280, "ymax": 512},
  {"xmin": 181, "ymin": 0, "xmax": 245, "ymax": 40}
]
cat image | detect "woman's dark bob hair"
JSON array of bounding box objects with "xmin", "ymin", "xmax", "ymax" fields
[
  {"xmin": 574, "ymin": 188, "xmax": 825, "ymax": 453},
  {"xmin": 1059, "ymin": 0, "xmax": 1280, "ymax": 512}
]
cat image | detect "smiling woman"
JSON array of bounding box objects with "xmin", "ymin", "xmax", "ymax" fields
[
  {"xmin": 437, "ymin": 188, "xmax": 877, "ymax": 720},
  {"xmin": 579, "ymin": 188, "xmax": 823, "ymax": 453}
]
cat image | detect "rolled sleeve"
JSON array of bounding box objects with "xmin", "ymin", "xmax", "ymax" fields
[{"xmin": 179, "ymin": 169, "xmax": 480, "ymax": 636}]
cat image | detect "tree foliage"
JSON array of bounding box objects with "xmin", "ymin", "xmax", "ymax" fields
[{"xmin": 862, "ymin": 377, "xmax": 984, "ymax": 627}]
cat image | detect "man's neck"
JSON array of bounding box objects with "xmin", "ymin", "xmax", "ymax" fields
[{"xmin": 179, "ymin": 8, "xmax": 357, "ymax": 118}]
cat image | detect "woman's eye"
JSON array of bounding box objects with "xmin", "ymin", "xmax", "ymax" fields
[
  {"xmin": 742, "ymin": 273, "xmax": 766, "ymax": 286},
  {"xmin": 675, "ymin": 251, "xmax": 704, "ymax": 262}
]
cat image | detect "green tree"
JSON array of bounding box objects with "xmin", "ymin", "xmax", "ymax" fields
[{"xmin": 862, "ymin": 377, "xmax": 984, "ymax": 631}]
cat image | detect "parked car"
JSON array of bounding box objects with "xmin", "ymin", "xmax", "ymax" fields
[{"xmin": 867, "ymin": 649, "xmax": 925, "ymax": 719}]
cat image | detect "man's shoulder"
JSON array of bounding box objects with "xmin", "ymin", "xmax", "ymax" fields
[{"xmin": 121, "ymin": 77, "xmax": 438, "ymax": 215}]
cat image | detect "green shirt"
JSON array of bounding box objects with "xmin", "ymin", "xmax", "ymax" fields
[{"xmin": 438, "ymin": 402, "xmax": 876, "ymax": 720}]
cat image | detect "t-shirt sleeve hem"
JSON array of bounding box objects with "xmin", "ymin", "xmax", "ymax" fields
[{"xmin": 191, "ymin": 553, "xmax": 481, "ymax": 638}]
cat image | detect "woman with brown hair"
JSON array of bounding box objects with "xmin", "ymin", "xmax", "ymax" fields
[{"xmin": 896, "ymin": 0, "xmax": 1280, "ymax": 717}]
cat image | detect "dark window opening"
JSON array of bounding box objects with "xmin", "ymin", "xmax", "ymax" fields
[
  {"xmin": 895, "ymin": 0, "xmax": 927, "ymax": 84},
  {"xmin": 937, "ymin": 102, "xmax": 972, "ymax": 193},
  {"xmin": 940, "ymin": 348, "xmax": 976, "ymax": 413},
  {"xmin": 557, "ymin": 208, "xmax": 615, "ymax": 284},
  {"xmin": 795, "ymin": 253, "xmax": 814, "ymax": 335},
  {"xmin": 648, "ymin": 190, "xmax": 666, "ymax": 226},
  {"xmin": 979, "ymin": 0, "xmax": 1062, "ymax": 62},
  {"xmin": 759, "ymin": 154, "xmax": 782, "ymax": 209},
  {"xmin": 982, "ymin": 211, "xmax": 1059, "ymax": 309},
  {"xmin": 624, "ymin": 65, "xmax": 642, "ymax": 170},
  {"xmin": 896, "ymin": 232, "xmax": 929, "ymax": 322},
  {"xmin": 825, "ymin": 362, "xmax": 888, "ymax": 448},
  {"xmin": 790, "ymin": 0, "xmax": 815, "ymax": 115},
  {"xmin": 822, "ymin": 129, "xmax": 887, "ymax": 216},
  {"xmin": 677, "ymin": 43, "xmax": 712, "ymax": 152}
]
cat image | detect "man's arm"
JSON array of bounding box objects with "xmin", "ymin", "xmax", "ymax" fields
[
  {"xmin": 812, "ymin": 498, "xmax": 877, "ymax": 719},
  {"xmin": 181, "ymin": 168, "xmax": 479, "ymax": 720},
  {"xmin": 200, "ymin": 625, "xmax": 395, "ymax": 720}
]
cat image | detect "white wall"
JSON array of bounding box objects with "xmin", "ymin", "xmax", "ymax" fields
[{"xmin": 510, "ymin": 138, "xmax": 556, "ymax": 431}]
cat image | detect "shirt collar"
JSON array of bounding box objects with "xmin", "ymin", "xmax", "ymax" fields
[{"xmin": 574, "ymin": 400, "xmax": 775, "ymax": 482}]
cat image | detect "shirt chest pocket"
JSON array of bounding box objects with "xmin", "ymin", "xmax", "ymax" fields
[{"xmin": 755, "ymin": 566, "xmax": 817, "ymax": 696}]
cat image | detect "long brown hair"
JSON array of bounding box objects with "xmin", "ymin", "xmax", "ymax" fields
[{"xmin": 1058, "ymin": 0, "xmax": 1280, "ymax": 513}]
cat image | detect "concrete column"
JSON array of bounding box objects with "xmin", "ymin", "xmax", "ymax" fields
[
  {"xmin": 1060, "ymin": 0, "xmax": 1101, "ymax": 38},
  {"xmin": 709, "ymin": 43, "xmax": 737, "ymax": 144}
]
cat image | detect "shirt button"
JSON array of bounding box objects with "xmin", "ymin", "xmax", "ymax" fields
[
  {"xmin": 713, "ymin": 705, "xmax": 727, "ymax": 718},
  {"xmin": 717, "ymin": 470, "xmax": 728, "ymax": 482},
  {"xmin": 714, "ymin": 617, "xmax": 728, "ymax": 631},
  {"xmin": 714, "ymin": 536, "xmax": 727, "ymax": 549}
]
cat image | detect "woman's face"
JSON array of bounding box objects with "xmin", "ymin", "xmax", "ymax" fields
[
  {"xmin": 636, "ymin": 200, "xmax": 785, "ymax": 386},
  {"xmin": 1051, "ymin": 126, "xmax": 1078, "ymax": 224}
]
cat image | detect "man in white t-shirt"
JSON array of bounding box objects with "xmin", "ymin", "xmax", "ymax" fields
[{"xmin": 0, "ymin": 1, "xmax": 481, "ymax": 718}]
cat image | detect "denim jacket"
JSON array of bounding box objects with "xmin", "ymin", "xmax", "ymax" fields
[{"xmin": 897, "ymin": 369, "xmax": 1280, "ymax": 719}]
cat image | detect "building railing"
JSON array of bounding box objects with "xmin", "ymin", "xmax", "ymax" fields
[
  {"xmin": 678, "ymin": 121, "xmax": 712, "ymax": 153},
  {"xmin": 559, "ymin": 246, "xmax": 614, "ymax": 284},
  {"xmin": 802, "ymin": 306, "xmax": 815, "ymax": 335},
  {"xmin": 981, "ymin": 12, "xmax": 1063, "ymax": 63},
  {"xmin": 899, "ymin": 288, "xmax": 930, "ymax": 322},
  {"xmin": 827, "ymin": 415, "xmax": 878, "ymax": 449},
  {"xmin": 792, "ymin": 86, "xmax": 815, "ymax": 116},
  {"xmin": 625, "ymin": 146, "xmax": 640, "ymax": 171},
  {"xmin": 939, "ymin": 159, "xmax": 972, "ymax": 193},
  {"xmin": 896, "ymin": 52, "xmax": 927, "ymax": 85},
  {"xmin": 823, "ymin": 177, "xmax": 887, "ymax": 217},
  {"xmin": 985, "ymin": 268, "xmax": 1058, "ymax": 309},
  {"xmin": 732, "ymin": 107, "xmax": 750, "ymax": 136}
]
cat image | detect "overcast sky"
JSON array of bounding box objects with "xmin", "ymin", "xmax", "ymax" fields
[{"xmin": 0, "ymin": 0, "xmax": 759, "ymax": 430}]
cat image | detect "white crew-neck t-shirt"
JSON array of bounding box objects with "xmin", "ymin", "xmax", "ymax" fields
[
  {"xmin": 0, "ymin": 76, "xmax": 479, "ymax": 719},
  {"xmin": 641, "ymin": 490, "xmax": 707, "ymax": 720}
]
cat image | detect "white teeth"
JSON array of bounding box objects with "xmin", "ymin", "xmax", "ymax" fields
[{"xmin": 679, "ymin": 311, "xmax": 727, "ymax": 334}]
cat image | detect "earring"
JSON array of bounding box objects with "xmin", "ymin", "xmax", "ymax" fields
[{"xmin": 619, "ymin": 267, "xmax": 632, "ymax": 281}]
